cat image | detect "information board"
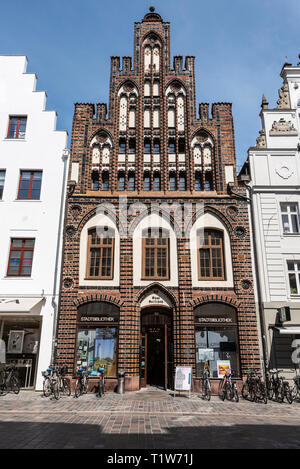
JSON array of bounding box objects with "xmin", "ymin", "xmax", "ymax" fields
[{"xmin": 174, "ymin": 366, "xmax": 192, "ymax": 391}]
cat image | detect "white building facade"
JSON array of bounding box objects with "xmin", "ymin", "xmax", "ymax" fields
[
  {"xmin": 0, "ymin": 56, "xmax": 68, "ymax": 390},
  {"xmin": 241, "ymin": 60, "xmax": 300, "ymax": 380}
]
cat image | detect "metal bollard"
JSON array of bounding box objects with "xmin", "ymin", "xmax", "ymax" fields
[{"xmin": 117, "ymin": 371, "xmax": 126, "ymax": 394}]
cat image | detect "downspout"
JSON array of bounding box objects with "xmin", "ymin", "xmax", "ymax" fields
[
  {"xmin": 244, "ymin": 182, "xmax": 268, "ymax": 378},
  {"xmin": 51, "ymin": 148, "xmax": 69, "ymax": 365}
]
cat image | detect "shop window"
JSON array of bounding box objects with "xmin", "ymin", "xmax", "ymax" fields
[
  {"xmin": 86, "ymin": 228, "xmax": 114, "ymax": 279},
  {"xmin": 281, "ymin": 203, "xmax": 300, "ymax": 234},
  {"xmin": 195, "ymin": 327, "xmax": 239, "ymax": 378},
  {"xmin": 18, "ymin": 171, "xmax": 42, "ymax": 200},
  {"xmin": 76, "ymin": 327, "xmax": 118, "ymax": 377},
  {"xmin": 287, "ymin": 260, "xmax": 300, "ymax": 295},
  {"xmin": 197, "ymin": 229, "xmax": 225, "ymax": 280},
  {"xmin": 0, "ymin": 170, "xmax": 6, "ymax": 199},
  {"xmin": 194, "ymin": 303, "xmax": 239, "ymax": 378},
  {"xmin": 142, "ymin": 228, "xmax": 169, "ymax": 280},
  {"xmin": 7, "ymin": 116, "xmax": 27, "ymax": 139},
  {"xmin": 7, "ymin": 238, "xmax": 35, "ymax": 277}
]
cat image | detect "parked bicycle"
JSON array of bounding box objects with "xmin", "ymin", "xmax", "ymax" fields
[
  {"xmin": 42, "ymin": 366, "xmax": 60, "ymax": 400},
  {"xmin": 266, "ymin": 369, "xmax": 293, "ymax": 404},
  {"xmin": 291, "ymin": 374, "xmax": 300, "ymax": 402},
  {"xmin": 242, "ymin": 369, "xmax": 267, "ymax": 404},
  {"xmin": 218, "ymin": 371, "xmax": 239, "ymax": 402},
  {"xmin": 201, "ymin": 362, "xmax": 211, "ymax": 401},
  {"xmin": 0, "ymin": 365, "xmax": 20, "ymax": 395},
  {"xmin": 74, "ymin": 368, "xmax": 89, "ymax": 398},
  {"xmin": 96, "ymin": 367, "xmax": 105, "ymax": 398}
]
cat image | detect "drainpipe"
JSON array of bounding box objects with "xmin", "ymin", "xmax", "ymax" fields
[
  {"xmin": 243, "ymin": 182, "xmax": 269, "ymax": 379},
  {"xmin": 51, "ymin": 148, "xmax": 69, "ymax": 365},
  {"xmin": 227, "ymin": 180, "xmax": 268, "ymax": 378}
]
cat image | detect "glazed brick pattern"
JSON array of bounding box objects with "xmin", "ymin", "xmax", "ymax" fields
[{"xmin": 56, "ymin": 11, "xmax": 261, "ymax": 389}]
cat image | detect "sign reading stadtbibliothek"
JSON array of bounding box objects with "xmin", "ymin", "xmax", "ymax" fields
[{"xmin": 174, "ymin": 366, "xmax": 192, "ymax": 391}]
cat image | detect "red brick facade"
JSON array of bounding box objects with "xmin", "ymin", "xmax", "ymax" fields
[{"xmin": 56, "ymin": 9, "xmax": 260, "ymax": 392}]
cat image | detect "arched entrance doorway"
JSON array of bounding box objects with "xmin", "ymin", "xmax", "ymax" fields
[{"xmin": 140, "ymin": 308, "xmax": 173, "ymax": 389}]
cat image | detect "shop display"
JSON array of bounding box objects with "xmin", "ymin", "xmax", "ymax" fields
[{"xmin": 7, "ymin": 330, "xmax": 24, "ymax": 354}]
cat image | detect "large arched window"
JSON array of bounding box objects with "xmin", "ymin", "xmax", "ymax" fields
[
  {"xmin": 86, "ymin": 228, "xmax": 114, "ymax": 280},
  {"xmin": 197, "ymin": 229, "xmax": 225, "ymax": 280},
  {"xmin": 142, "ymin": 228, "xmax": 169, "ymax": 280}
]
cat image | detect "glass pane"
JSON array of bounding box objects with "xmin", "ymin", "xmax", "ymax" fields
[
  {"xmin": 282, "ymin": 215, "xmax": 290, "ymax": 233},
  {"xmin": 24, "ymin": 240, "xmax": 34, "ymax": 247},
  {"xmin": 291, "ymin": 215, "xmax": 299, "ymax": 233},
  {"xmin": 289, "ymin": 274, "xmax": 298, "ymax": 294},
  {"xmin": 76, "ymin": 328, "xmax": 117, "ymax": 377}
]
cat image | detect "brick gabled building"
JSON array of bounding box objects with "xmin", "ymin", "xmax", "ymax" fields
[{"xmin": 56, "ymin": 8, "xmax": 261, "ymax": 392}]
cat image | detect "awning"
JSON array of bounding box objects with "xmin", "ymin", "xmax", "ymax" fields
[
  {"xmin": 0, "ymin": 298, "xmax": 45, "ymax": 316},
  {"xmin": 275, "ymin": 327, "xmax": 300, "ymax": 335}
]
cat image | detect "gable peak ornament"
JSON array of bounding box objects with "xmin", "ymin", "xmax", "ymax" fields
[{"xmin": 276, "ymin": 82, "xmax": 291, "ymax": 109}]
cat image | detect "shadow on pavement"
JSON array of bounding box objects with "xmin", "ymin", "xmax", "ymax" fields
[{"xmin": 0, "ymin": 421, "xmax": 299, "ymax": 449}]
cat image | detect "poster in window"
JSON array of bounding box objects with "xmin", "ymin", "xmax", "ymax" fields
[
  {"xmin": 23, "ymin": 329, "xmax": 39, "ymax": 354},
  {"xmin": 7, "ymin": 330, "xmax": 24, "ymax": 354},
  {"xmin": 198, "ymin": 348, "xmax": 214, "ymax": 361},
  {"xmin": 217, "ymin": 360, "xmax": 231, "ymax": 378}
]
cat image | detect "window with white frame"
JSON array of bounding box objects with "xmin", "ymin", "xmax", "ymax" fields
[
  {"xmin": 281, "ymin": 203, "xmax": 300, "ymax": 234},
  {"xmin": 287, "ymin": 261, "xmax": 300, "ymax": 295}
]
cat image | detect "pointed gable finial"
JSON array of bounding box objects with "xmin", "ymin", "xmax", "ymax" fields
[
  {"xmin": 149, "ymin": 6, "xmax": 155, "ymax": 12},
  {"xmin": 261, "ymin": 94, "xmax": 268, "ymax": 110}
]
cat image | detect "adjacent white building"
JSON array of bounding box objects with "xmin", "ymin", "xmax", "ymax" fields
[
  {"xmin": 240, "ymin": 60, "xmax": 300, "ymax": 380},
  {"xmin": 0, "ymin": 56, "xmax": 69, "ymax": 390}
]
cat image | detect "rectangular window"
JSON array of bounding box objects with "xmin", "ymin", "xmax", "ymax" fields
[
  {"xmin": 76, "ymin": 327, "xmax": 118, "ymax": 377},
  {"xmin": 195, "ymin": 327, "xmax": 239, "ymax": 378},
  {"xmin": 281, "ymin": 203, "xmax": 300, "ymax": 234},
  {"xmin": 198, "ymin": 230, "xmax": 225, "ymax": 280},
  {"xmin": 0, "ymin": 170, "xmax": 6, "ymax": 199},
  {"xmin": 7, "ymin": 116, "xmax": 27, "ymax": 139},
  {"xmin": 142, "ymin": 229, "xmax": 169, "ymax": 280},
  {"xmin": 287, "ymin": 261, "xmax": 300, "ymax": 295},
  {"xmin": 18, "ymin": 171, "xmax": 42, "ymax": 200},
  {"xmin": 7, "ymin": 238, "xmax": 35, "ymax": 277},
  {"xmin": 86, "ymin": 229, "xmax": 114, "ymax": 279}
]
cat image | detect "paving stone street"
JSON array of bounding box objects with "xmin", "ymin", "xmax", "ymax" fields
[{"xmin": 0, "ymin": 387, "xmax": 300, "ymax": 449}]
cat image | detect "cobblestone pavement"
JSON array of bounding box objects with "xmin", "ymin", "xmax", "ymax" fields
[{"xmin": 0, "ymin": 387, "xmax": 300, "ymax": 449}]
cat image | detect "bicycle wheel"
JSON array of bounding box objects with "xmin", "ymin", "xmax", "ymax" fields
[
  {"xmin": 10, "ymin": 376, "xmax": 20, "ymax": 395},
  {"xmin": 74, "ymin": 380, "xmax": 81, "ymax": 398},
  {"xmin": 234, "ymin": 387, "xmax": 239, "ymax": 402},
  {"xmin": 241, "ymin": 383, "xmax": 249, "ymax": 400},
  {"xmin": 218, "ymin": 379, "xmax": 225, "ymax": 400},
  {"xmin": 43, "ymin": 378, "xmax": 52, "ymax": 397},
  {"xmin": 53, "ymin": 381, "xmax": 60, "ymax": 400},
  {"xmin": 63, "ymin": 378, "xmax": 71, "ymax": 397},
  {"xmin": 291, "ymin": 385, "xmax": 298, "ymax": 401},
  {"xmin": 83, "ymin": 377, "xmax": 88, "ymax": 394},
  {"xmin": 284, "ymin": 384, "xmax": 293, "ymax": 405}
]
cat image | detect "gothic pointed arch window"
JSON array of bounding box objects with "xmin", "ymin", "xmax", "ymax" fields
[
  {"xmin": 90, "ymin": 131, "xmax": 113, "ymax": 191},
  {"xmin": 191, "ymin": 131, "xmax": 215, "ymax": 192}
]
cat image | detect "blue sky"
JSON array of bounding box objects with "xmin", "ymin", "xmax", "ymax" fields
[{"xmin": 1, "ymin": 0, "xmax": 300, "ymax": 167}]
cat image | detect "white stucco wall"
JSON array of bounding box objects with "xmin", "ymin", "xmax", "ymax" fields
[{"xmin": 0, "ymin": 55, "xmax": 68, "ymax": 390}]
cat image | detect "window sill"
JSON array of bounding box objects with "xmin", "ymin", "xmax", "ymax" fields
[
  {"xmin": 3, "ymin": 138, "xmax": 26, "ymax": 142},
  {"xmin": 282, "ymin": 233, "xmax": 300, "ymax": 237},
  {"xmin": 3, "ymin": 277, "xmax": 33, "ymax": 280},
  {"xmin": 13, "ymin": 199, "xmax": 42, "ymax": 202}
]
